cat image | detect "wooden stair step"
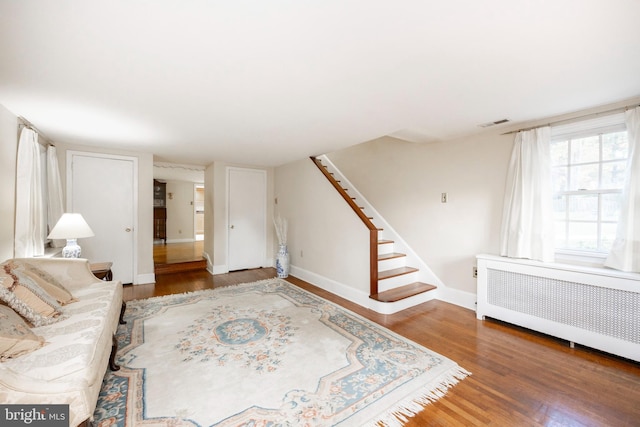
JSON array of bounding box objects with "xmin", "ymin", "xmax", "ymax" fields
[
  {"xmin": 371, "ymin": 282, "xmax": 437, "ymax": 303},
  {"xmin": 378, "ymin": 252, "xmax": 406, "ymax": 261},
  {"xmin": 378, "ymin": 239, "xmax": 394, "ymax": 245},
  {"xmin": 155, "ymin": 259, "xmax": 207, "ymax": 275},
  {"xmin": 378, "ymin": 266, "xmax": 418, "ymax": 280}
]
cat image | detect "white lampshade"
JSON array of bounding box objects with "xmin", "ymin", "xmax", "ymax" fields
[
  {"xmin": 47, "ymin": 213, "xmax": 94, "ymax": 258},
  {"xmin": 48, "ymin": 213, "xmax": 95, "ymax": 239}
]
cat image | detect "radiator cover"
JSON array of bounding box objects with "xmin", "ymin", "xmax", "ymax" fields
[{"xmin": 477, "ymin": 254, "xmax": 640, "ymax": 362}]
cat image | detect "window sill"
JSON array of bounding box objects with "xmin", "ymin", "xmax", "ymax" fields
[{"xmin": 554, "ymin": 250, "xmax": 607, "ymax": 268}]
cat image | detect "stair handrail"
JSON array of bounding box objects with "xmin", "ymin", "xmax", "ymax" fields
[{"xmin": 310, "ymin": 156, "xmax": 379, "ymax": 295}]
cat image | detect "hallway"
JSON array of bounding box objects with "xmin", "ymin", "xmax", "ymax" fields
[
  {"xmin": 153, "ymin": 241, "xmax": 204, "ymax": 265},
  {"xmin": 153, "ymin": 241, "xmax": 206, "ymax": 274}
]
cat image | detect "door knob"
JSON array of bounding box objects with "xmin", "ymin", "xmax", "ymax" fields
[
  {"xmin": 125, "ymin": 227, "xmax": 132, "ymax": 232},
  {"xmin": 230, "ymin": 225, "xmax": 235, "ymax": 229}
]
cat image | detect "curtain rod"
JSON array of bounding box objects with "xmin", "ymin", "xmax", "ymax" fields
[
  {"xmin": 18, "ymin": 116, "xmax": 55, "ymax": 146},
  {"xmin": 502, "ymin": 103, "xmax": 640, "ymax": 135}
]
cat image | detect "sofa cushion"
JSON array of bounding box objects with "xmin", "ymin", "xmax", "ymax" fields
[
  {"xmin": 1, "ymin": 280, "xmax": 121, "ymax": 382},
  {"xmin": 0, "ymin": 267, "xmax": 63, "ymax": 327},
  {"xmin": 0, "ymin": 304, "xmax": 46, "ymax": 361},
  {"xmin": 6, "ymin": 260, "xmax": 76, "ymax": 305}
]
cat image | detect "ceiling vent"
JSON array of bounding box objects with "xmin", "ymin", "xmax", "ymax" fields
[{"xmin": 478, "ymin": 119, "xmax": 510, "ymax": 128}]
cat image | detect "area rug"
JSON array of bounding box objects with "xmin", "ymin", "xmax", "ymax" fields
[{"xmin": 93, "ymin": 279, "xmax": 470, "ymax": 426}]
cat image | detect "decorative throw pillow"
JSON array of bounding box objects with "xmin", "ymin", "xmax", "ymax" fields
[
  {"xmin": 7, "ymin": 260, "xmax": 76, "ymax": 305},
  {"xmin": 0, "ymin": 304, "xmax": 46, "ymax": 361},
  {"xmin": 0, "ymin": 267, "xmax": 63, "ymax": 327}
]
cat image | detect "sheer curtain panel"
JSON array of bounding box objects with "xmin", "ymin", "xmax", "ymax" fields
[
  {"xmin": 605, "ymin": 107, "xmax": 640, "ymax": 272},
  {"xmin": 500, "ymin": 126, "xmax": 555, "ymax": 262},
  {"xmin": 14, "ymin": 128, "xmax": 45, "ymax": 257},
  {"xmin": 47, "ymin": 145, "xmax": 66, "ymax": 248}
]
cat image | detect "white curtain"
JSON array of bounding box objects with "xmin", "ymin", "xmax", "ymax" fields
[
  {"xmin": 500, "ymin": 126, "xmax": 555, "ymax": 262},
  {"xmin": 605, "ymin": 107, "xmax": 640, "ymax": 272},
  {"xmin": 47, "ymin": 145, "xmax": 66, "ymax": 248},
  {"xmin": 15, "ymin": 128, "xmax": 45, "ymax": 257}
]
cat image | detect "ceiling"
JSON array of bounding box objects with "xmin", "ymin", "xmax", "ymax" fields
[{"xmin": 1, "ymin": 0, "xmax": 639, "ymax": 167}]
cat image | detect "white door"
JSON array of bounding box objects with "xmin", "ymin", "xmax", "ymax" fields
[
  {"xmin": 67, "ymin": 152, "xmax": 137, "ymax": 283},
  {"xmin": 228, "ymin": 167, "xmax": 266, "ymax": 271}
]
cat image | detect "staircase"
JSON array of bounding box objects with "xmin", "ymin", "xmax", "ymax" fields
[{"xmin": 311, "ymin": 156, "xmax": 439, "ymax": 312}]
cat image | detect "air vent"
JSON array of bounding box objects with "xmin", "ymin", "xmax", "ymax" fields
[{"xmin": 478, "ymin": 119, "xmax": 510, "ymax": 128}]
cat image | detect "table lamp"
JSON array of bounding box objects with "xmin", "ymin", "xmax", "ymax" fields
[{"xmin": 47, "ymin": 213, "xmax": 95, "ymax": 258}]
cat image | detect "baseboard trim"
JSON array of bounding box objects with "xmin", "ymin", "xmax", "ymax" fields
[
  {"xmin": 290, "ymin": 265, "xmax": 476, "ymax": 313},
  {"xmin": 289, "ymin": 265, "xmax": 370, "ymax": 307},
  {"xmin": 435, "ymin": 287, "xmax": 476, "ymax": 311},
  {"xmin": 165, "ymin": 238, "xmax": 196, "ymax": 244},
  {"xmin": 212, "ymin": 264, "xmax": 228, "ymax": 275},
  {"xmin": 136, "ymin": 273, "xmax": 155, "ymax": 285}
]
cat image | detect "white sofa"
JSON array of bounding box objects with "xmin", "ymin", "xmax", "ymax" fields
[{"xmin": 0, "ymin": 258, "xmax": 124, "ymax": 427}]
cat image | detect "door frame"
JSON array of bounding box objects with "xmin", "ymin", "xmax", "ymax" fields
[
  {"xmin": 66, "ymin": 150, "xmax": 139, "ymax": 283},
  {"xmin": 194, "ymin": 183, "xmax": 205, "ymax": 241},
  {"xmin": 225, "ymin": 166, "xmax": 267, "ymax": 271}
]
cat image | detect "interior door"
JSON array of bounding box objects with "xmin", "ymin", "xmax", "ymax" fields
[
  {"xmin": 227, "ymin": 167, "xmax": 266, "ymax": 271},
  {"xmin": 67, "ymin": 151, "xmax": 136, "ymax": 283}
]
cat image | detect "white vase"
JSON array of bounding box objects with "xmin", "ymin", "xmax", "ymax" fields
[{"xmin": 276, "ymin": 244, "xmax": 290, "ymax": 278}]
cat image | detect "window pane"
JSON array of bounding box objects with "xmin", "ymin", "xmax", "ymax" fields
[
  {"xmin": 554, "ymin": 221, "xmax": 568, "ymax": 248},
  {"xmin": 567, "ymin": 222, "xmax": 597, "ymax": 250},
  {"xmin": 551, "ymin": 166, "xmax": 568, "ymax": 192},
  {"xmin": 550, "ymin": 140, "xmax": 569, "ymax": 165},
  {"xmin": 568, "ymin": 194, "xmax": 598, "ymax": 220},
  {"xmin": 601, "ymin": 160, "xmax": 627, "ymax": 189},
  {"xmin": 553, "ymin": 194, "xmax": 567, "ymax": 220},
  {"xmin": 569, "ymin": 164, "xmax": 599, "ymax": 190},
  {"xmin": 549, "ymin": 123, "xmax": 628, "ymax": 256},
  {"xmin": 602, "ymin": 131, "xmax": 628, "ymax": 161},
  {"xmin": 570, "ymin": 136, "xmax": 599, "ymax": 164},
  {"xmin": 601, "ymin": 193, "xmax": 622, "ymax": 221},
  {"xmin": 601, "ymin": 223, "xmax": 618, "ymax": 251}
]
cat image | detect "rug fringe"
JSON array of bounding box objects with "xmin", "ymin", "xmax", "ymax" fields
[{"xmin": 370, "ymin": 366, "xmax": 472, "ymax": 427}]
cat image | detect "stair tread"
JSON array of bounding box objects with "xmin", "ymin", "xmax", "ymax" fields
[
  {"xmin": 378, "ymin": 266, "xmax": 419, "ymax": 280},
  {"xmin": 378, "ymin": 239, "xmax": 394, "ymax": 245},
  {"xmin": 155, "ymin": 259, "xmax": 207, "ymax": 274},
  {"xmin": 378, "ymin": 252, "xmax": 406, "ymax": 261},
  {"xmin": 371, "ymin": 282, "xmax": 437, "ymax": 303}
]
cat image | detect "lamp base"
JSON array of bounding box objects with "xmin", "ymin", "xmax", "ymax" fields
[{"xmin": 62, "ymin": 238, "xmax": 82, "ymax": 258}]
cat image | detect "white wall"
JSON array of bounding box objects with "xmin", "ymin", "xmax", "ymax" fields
[
  {"xmin": 0, "ymin": 103, "xmax": 155, "ymax": 280},
  {"xmin": 273, "ymin": 97, "xmax": 640, "ymax": 304},
  {"xmin": 274, "ymin": 158, "xmax": 370, "ymax": 297},
  {"xmin": 0, "ymin": 104, "xmax": 18, "ymax": 261},
  {"xmin": 324, "ymin": 97, "xmax": 640, "ymax": 297},
  {"xmin": 165, "ymin": 180, "xmax": 196, "ymax": 242},
  {"xmin": 203, "ymin": 163, "xmax": 215, "ymax": 272},
  {"xmin": 327, "ymin": 132, "xmax": 512, "ymax": 296}
]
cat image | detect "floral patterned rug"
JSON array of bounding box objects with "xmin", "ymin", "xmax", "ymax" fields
[{"xmin": 93, "ymin": 279, "xmax": 469, "ymax": 426}]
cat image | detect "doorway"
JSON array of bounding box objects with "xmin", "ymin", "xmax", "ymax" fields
[
  {"xmin": 152, "ymin": 163, "xmax": 206, "ymax": 272},
  {"xmin": 194, "ymin": 184, "xmax": 204, "ymax": 241}
]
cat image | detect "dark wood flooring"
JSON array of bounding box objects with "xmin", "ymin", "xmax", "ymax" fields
[{"xmin": 126, "ymin": 255, "xmax": 640, "ymax": 426}]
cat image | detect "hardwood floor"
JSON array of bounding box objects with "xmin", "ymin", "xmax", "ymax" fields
[
  {"xmin": 124, "ymin": 268, "xmax": 640, "ymax": 426},
  {"xmin": 153, "ymin": 241, "xmax": 205, "ymax": 265}
]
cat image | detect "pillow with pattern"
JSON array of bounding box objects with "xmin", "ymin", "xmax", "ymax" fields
[
  {"xmin": 0, "ymin": 303, "xmax": 46, "ymax": 360},
  {"xmin": 7, "ymin": 260, "xmax": 76, "ymax": 305},
  {"xmin": 0, "ymin": 266, "xmax": 63, "ymax": 327}
]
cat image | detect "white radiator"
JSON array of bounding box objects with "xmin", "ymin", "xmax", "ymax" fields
[{"xmin": 476, "ymin": 254, "xmax": 640, "ymax": 362}]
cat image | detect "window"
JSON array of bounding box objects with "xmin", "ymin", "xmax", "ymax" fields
[{"xmin": 550, "ymin": 114, "xmax": 628, "ymax": 254}]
